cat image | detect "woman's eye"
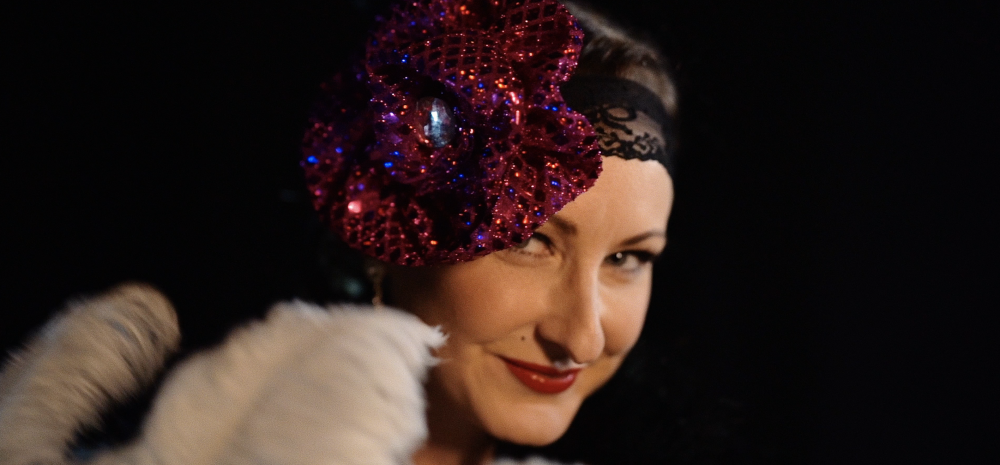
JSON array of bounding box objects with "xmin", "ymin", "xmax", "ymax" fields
[
  {"xmin": 512, "ymin": 233, "xmax": 552, "ymax": 256},
  {"xmin": 605, "ymin": 251, "xmax": 656, "ymax": 271}
]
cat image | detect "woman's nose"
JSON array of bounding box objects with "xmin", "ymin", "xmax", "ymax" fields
[{"xmin": 536, "ymin": 264, "xmax": 605, "ymax": 365}]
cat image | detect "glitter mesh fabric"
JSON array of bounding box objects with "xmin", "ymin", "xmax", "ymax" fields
[{"xmin": 303, "ymin": 0, "xmax": 602, "ymax": 265}]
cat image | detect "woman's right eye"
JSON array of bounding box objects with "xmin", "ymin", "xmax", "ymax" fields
[{"xmin": 512, "ymin": 233, "xmax": 552, "ymax": 256}]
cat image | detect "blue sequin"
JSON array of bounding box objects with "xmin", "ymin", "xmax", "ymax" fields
[
  {"xmin": 384, "ymin": 162, "xmax": 394, "ymax": 168},
  {"xmin": 307, "ymin": 156, "xmax": 318, "ymax": 164}
]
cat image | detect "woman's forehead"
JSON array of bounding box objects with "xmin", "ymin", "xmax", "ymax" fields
[{"xmin": 543, "ymin": 157, "xmax": 674, "ymax": 237}]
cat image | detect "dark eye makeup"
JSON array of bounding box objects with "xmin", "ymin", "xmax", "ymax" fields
[
  {"xmin": 605, "ymin": 250, "xmax": 661, "ymax": 273},
  {"xmin": 607, "ymin": 250, "xmax": 657, "ymax": 264},
  {"xmin": 510, "ymin": 233, "xmax": 554, "ymax": 257}
]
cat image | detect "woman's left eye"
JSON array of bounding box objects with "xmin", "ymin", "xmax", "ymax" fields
[{"xmin": 605, "ymin": 251, "xmax": 657, "ymax": 271}]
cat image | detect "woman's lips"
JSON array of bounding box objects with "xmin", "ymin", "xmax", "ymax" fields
[{"xmin": 500, "ymin": 357, "xmax": 580, "ymax": 394}]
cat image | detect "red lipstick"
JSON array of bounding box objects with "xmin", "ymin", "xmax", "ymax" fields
[{"xmin": 500, "ymin": 357, "xmax": 580, "ymax": 394}]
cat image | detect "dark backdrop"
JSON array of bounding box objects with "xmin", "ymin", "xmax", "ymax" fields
[{"xmin": 1, "ymin": 1, "xmax": 996, "ymax": 463}]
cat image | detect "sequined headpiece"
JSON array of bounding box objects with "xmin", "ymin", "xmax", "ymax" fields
[{"xmin": 303, "ymin": 0, "xmax": 602, "ymax": 265}]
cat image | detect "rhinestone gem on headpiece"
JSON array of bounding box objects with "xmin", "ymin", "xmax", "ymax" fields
[
  {"xmin": 415, "ymin": 97, "xmax": 456, "ymax": 148},
  {"xmin": 302, "ymin": 0, "xmax": 602, "ymax": 266}
]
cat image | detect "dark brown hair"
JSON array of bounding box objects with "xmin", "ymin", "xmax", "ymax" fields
[{"xmin": 565, "ymin": 1, "xmax": 678, "ymax": 115}]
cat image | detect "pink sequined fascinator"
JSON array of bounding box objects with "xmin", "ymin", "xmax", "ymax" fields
[{"xmin": 303, "ymin": 0, "xmax": 602, "ymax": 265}]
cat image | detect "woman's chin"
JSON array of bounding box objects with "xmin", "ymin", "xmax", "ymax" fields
[{"xmin": 481, "ymin": 399, "xmax": 580, "ymax": 447}]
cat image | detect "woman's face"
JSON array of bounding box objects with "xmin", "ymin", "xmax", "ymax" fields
[{"xmin": 389, "ymin": 156, "xmax": 674, "ymax": 446}]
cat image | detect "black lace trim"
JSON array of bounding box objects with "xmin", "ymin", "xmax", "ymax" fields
[
  {"xmin": 580, "ymin": 104, "xmax": 671, "ymax": 167},
  {"xmin": 561, "ymin": 76, "xmax": 677, "ymax": 175}
]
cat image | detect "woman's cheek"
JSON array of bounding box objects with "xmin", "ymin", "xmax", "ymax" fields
[
  {"xmin": 602, "ymin": 279, "xmax": 652, "ymax": 356},
  {"xmin": 442, "ymin": 256, "xmax": 552, "ymax": 342}
]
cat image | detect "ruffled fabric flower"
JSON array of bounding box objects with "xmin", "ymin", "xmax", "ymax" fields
[{"xmin": 303, "ymin": 0, "xmax": 601, "ymax": 265}]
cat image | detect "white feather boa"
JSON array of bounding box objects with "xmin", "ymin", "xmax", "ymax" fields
[{"xmin": 0, "ymin": 285, "xmax": 573, "ymax": 465}]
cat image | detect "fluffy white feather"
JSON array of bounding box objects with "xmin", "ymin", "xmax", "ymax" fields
[
  {"xmin": 0, "ymin": 283, "xmax": 180, "ymax": 465},
  {"xmin": 95, "ymin": 301, "xmax": 446, "ymax": 465}
]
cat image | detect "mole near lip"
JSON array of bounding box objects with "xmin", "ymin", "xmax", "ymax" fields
[{"xmin": 500, "ymin": 356, "xmax": 580, "ymax": 394}]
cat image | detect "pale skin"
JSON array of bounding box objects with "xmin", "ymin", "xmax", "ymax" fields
[{"xmin": 388, "ymin": 155, "xmax": 674, "ymax": 465}]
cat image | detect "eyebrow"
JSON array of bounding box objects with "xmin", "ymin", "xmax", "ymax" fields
[
  {"xmin": 621, "ymin": 230, "xmax": 667, "ymax": 247},
  {"xmin": 545, "ymin": 216, "xmax": 666, "ymax": 246},
  {"xmin": 545, "ymin": 215, "xmax": 578, "ymax": 236}
]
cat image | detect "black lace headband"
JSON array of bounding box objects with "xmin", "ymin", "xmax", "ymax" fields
[{"xmin": 561, "ymin": 75, "xmax": 677, "ymax": 176}]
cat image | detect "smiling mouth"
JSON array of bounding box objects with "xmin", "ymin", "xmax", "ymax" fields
[{"xmin": 500, "ymin": 356, "xmax": 581, "ymax": 394}]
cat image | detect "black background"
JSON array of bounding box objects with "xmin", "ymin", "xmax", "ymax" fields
[{"xmin": 1, "ymin": 0, "xmax": 997, "ymax": 463}]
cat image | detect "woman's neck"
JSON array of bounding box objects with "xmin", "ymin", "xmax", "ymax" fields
[{"xmin": 413, "ymin": 383, "xmax": 495, "ymax": 465}]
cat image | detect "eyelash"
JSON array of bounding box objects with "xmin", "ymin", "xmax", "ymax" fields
[
  {"xmin": 609, "ymin": 250, "xmax": 658, "ymax": 264},
  {"xmin": 511, "ymin": 233, "xmax": 554, "ymax": 257}
]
